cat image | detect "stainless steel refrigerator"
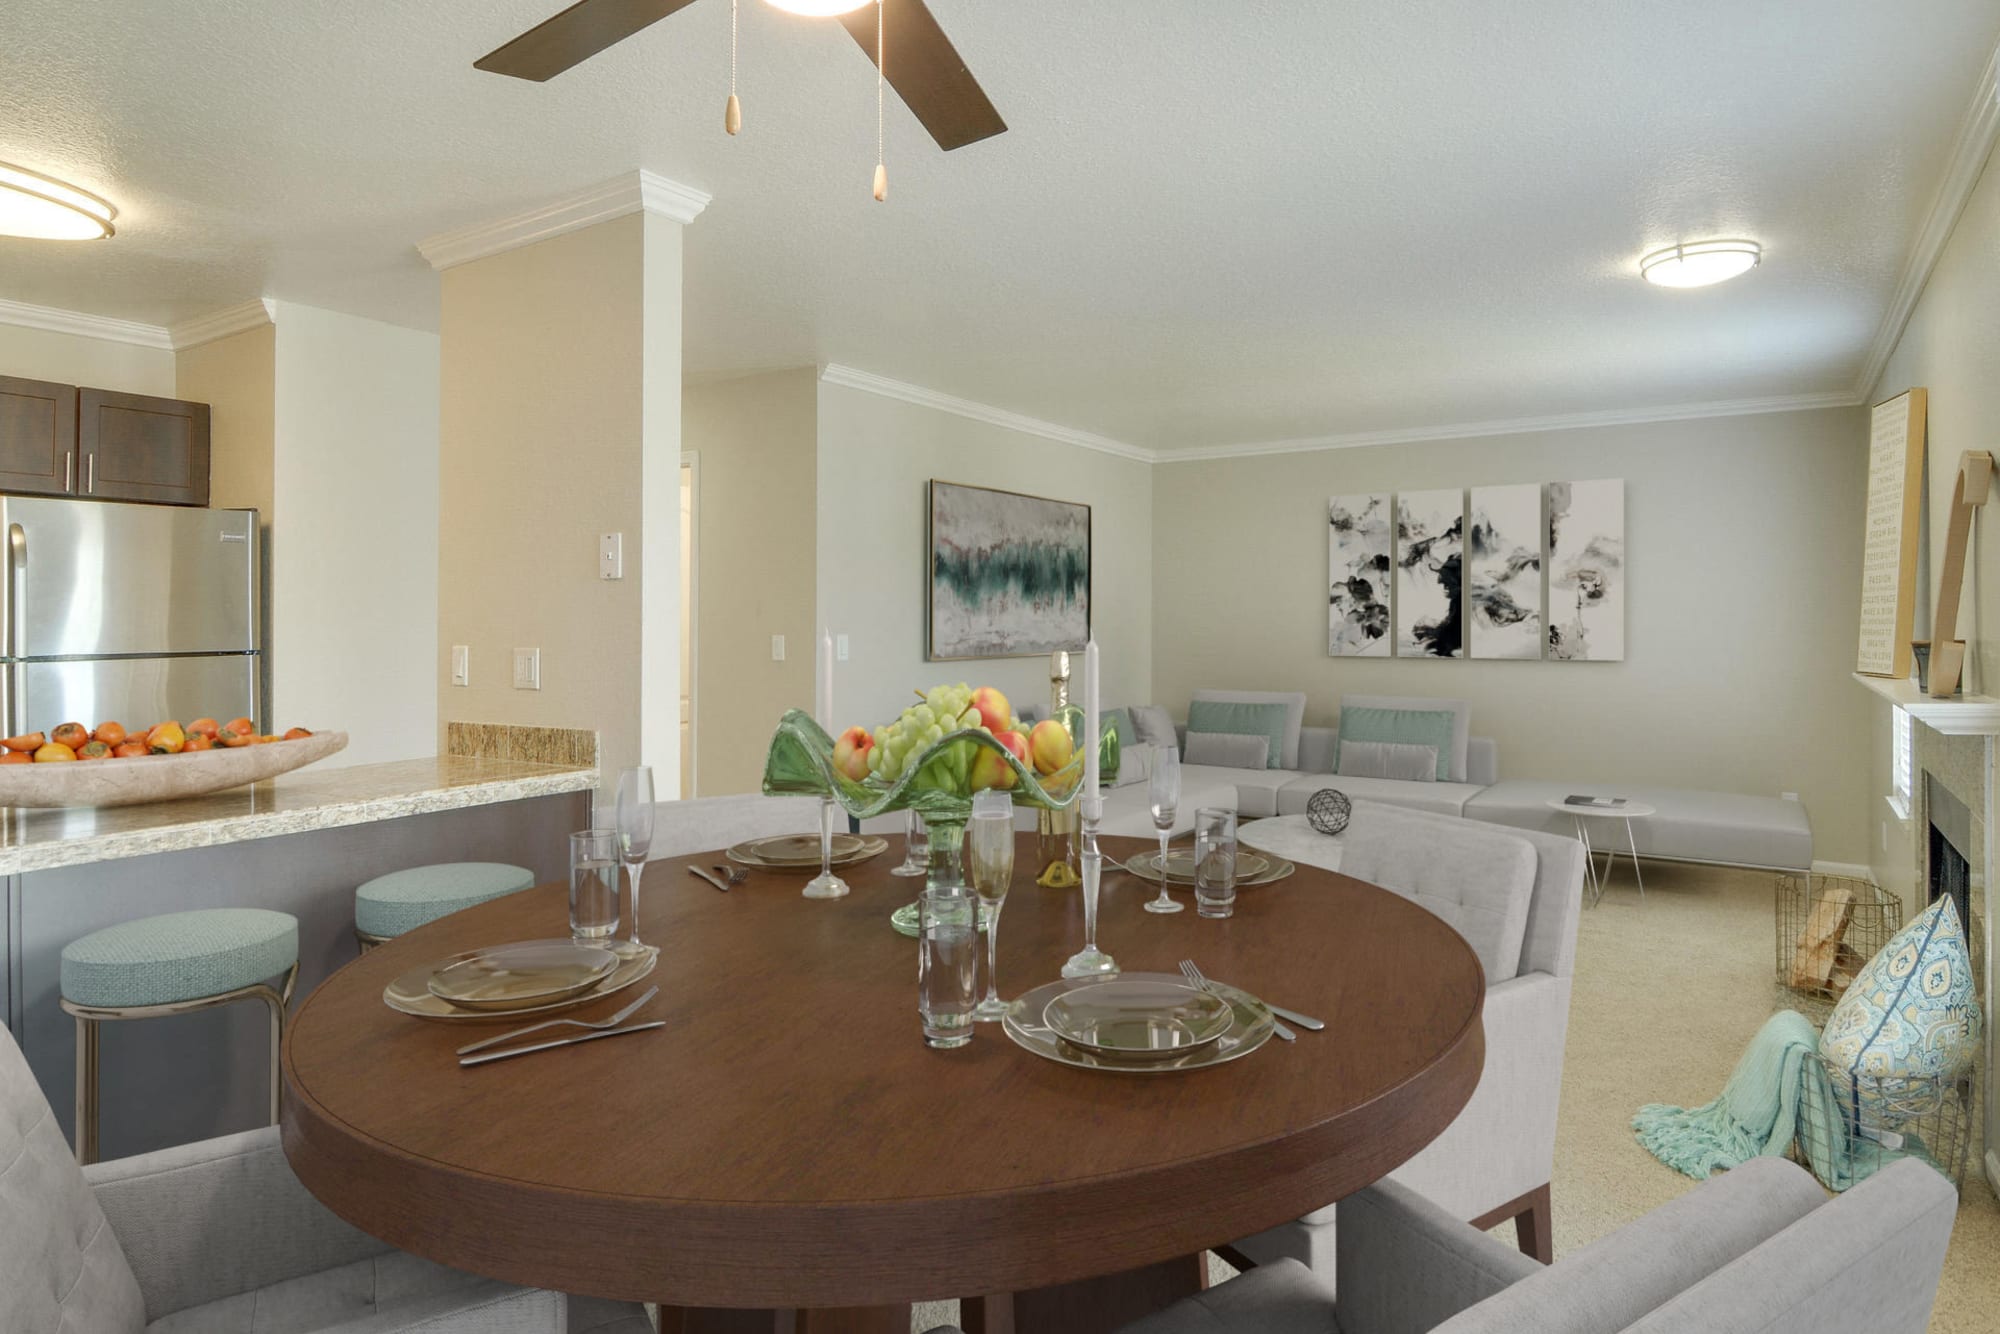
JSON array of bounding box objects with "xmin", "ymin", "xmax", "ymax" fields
[{"xmin": 0, "ymin": 497, "xmax": 260, "ymax": 738}]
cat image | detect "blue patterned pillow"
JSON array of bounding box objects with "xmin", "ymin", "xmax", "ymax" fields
[{"xmin": 1820, "ymin": 895, "xmax": 1980, "ymax": 1125}]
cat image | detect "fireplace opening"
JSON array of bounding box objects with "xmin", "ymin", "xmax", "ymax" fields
[{"xmin": 1924, "ymin": 772, "xmax": 1974, "ymax": 930}]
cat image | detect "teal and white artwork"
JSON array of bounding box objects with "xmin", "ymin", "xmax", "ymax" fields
[{"xmin": 928, "ymin": 480, "xmax": 1090, "ymax": 661}]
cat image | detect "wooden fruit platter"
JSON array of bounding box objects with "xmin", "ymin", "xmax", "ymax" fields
[{"xmin": 0, "ymin": 730, "xmax": 348, "ymax": 808}]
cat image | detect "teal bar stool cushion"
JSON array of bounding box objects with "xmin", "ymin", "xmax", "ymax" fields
[
  {"xmin": 354, "ymin": 862, "xmax": 537, "ymax": 939},
  {"xmin": 61, "ymin": 908, "xmax": 298, "ymax": 1010}
]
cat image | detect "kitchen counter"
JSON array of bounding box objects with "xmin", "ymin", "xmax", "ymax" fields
[{"xmin": 0, "ymin": 755, "xmax": 597, "ymax": 875}]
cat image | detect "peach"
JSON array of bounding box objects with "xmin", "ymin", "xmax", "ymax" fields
[
  {"xmin": 1028, "ymin": 719, "xmax": 1074, "ymax": 775},
  {"xmin": 831, "ymin": 725, "xmax": 874, "ymax": 782},
  {"xmin": 968, "ymin": 686, "xmax": 1012, "ymax": 734}
]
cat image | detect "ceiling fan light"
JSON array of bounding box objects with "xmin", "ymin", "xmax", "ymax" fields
[
  {"xmin": 0, "ymin": 161, "xmax": 115, "ymax": 240},
  {"xmin": 761, "ymin": 0, "xmax": 873, "ymax": 15},
  {"xmin": 1639, "ymin": 238, "xmax": 1760, "ymax": 288}
]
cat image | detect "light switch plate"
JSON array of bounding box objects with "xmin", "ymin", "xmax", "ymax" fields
[
  {"xmin": 450, "ymin": 644, "xmax": 469, "ymax": 686},
  {"xmin": 599, "ymin": 532, "xmax": 623, "ymax": 580},
  {"xmin": 771, "ymin": 634, "xmax": 785, "ymax": 662},
  {"xmin": 513, "ymin": 647, "xmax": 541, "ymax": 690},
  {"xmin": 836, "ymin": 633, "xmax": 850, "ymax": 661}
]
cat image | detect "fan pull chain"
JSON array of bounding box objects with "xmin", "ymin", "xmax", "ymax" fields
[
  {"xmin": 725, "ymin": 0, "xmax": 742, "ymax": 135},
  {"xmin": 872, "ymin": 0, "xmax": 887, "ymax": 200}
]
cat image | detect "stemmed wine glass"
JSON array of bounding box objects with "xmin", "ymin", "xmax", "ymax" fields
[
  {"xmin": 1144, "ymin": 748, "xmax": 1184, "ymax": 913},
  {"xmin": 968, "ymin": 795, "xmax": 1016, "ymax": 1021},
  {"xmin": 614, "ymin": 766, "xmax": 656, "ymax": 946},
  {"xmin": 891, "ymin": 809, "xmax": 928, "ymax": 877}
]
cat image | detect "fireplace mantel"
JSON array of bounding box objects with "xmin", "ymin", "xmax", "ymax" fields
[{"xmin": 1853, "ymin": 673, "xmax": 2000, "ymax": 735}]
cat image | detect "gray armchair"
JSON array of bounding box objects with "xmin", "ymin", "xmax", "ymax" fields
[
  {"xmin": 1111, "ymin": 1157, "xmax": 1955, "ymax": 1334},
  {"xmin": 0, "ymin": 1024, "xmax": 650, "ymax": 1333}
]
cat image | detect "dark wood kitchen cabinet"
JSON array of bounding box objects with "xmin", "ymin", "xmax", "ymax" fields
[
  {"xmin": 0, "ymin": 381, "xmax": 211, "ymax": 506},
  {"xmin": 77, "ymin": 389, "xmax": 211, "ymax": 506},
  {"xmin": 0, "ymin": 375, "xmax": 79, "ymax": 495}
]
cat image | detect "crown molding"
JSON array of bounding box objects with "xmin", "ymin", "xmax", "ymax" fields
[
  {"xmin": 818, "ymin": 364, "xmax": 1156, "ymax": 463},
  {"xmin": 417, "ymin": 169, "xmax": 712, "ymax": 271},
  {"xmin": 1851, "ymin": 40, "xmax": 2000, "ymax": 400},
  {"xmin": 168, "ymin": 298, "xmax": 276, "ymax": 351},
  {"xmin": 1154, "ymin": 390, "xmax": 1863, "ymax": 463},
  {"xmin": 0, "ymin": 297, "xmax": 171, "ymax": 350}
]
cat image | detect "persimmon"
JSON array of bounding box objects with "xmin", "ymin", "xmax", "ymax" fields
[
  {"xmin": 33, "ymin": 742, "xmax": 75, "ymax": 762},
  {"xmin": 188, "ymin": 718, "xmax": 220, "ymax": 738},
  {"xmin": 113, "ymin": 741, "xmax": 149, "ymax": 758},
  {"xmin": 147, "ymin": 722, "xmax": 187, "ymax": 754},
  {"xmin": 93, "ymin": 721, "xmax": 127, "ymax": 746},
  {"xmin": 222, "ymin": 717, "xmax": 255, "ymax": 738},
  {"xmin": 77, "ymin": 740, "xmax": 111, "ymax": 760},
  {"xmin": 283, "ymin": 727, "xmax": 313, "ymax": 740},
  {"xmin": 221, "ymin": 732, "xmax": 256, "ymax": 748},
  {"xmin": 3, "ymin": 732, "xmax": 44, "ymax": 752},
  {"xmin": 182, "ymin": 734, "xmax": 217, "ymax": 751},
  {"xmin": 0, "ymin": 751, "xmax": 30, "ymax": 765},
  {"xmin": 50, "ymin": 722, "xmax": 88, "ymax": 749}
]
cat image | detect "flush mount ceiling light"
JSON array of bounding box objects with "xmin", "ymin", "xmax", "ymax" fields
[
  {"xmin": 0, "ymin": 162, "xmax": 115, "ymax": 240},
  {"xmin": 1639, "ymin": 239, "xmax": 1761, "ymax": 288}
]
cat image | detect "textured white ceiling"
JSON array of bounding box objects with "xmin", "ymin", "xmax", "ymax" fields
[{"xmin": 0, "ymin": 1, "xmax": 1996, "ymax": 451}]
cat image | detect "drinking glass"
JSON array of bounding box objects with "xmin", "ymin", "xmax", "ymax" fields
[
  {"xmin": 1144, "ymin": 747, "xmax": 1183, "ymax": 914},
  {"xmin": 918, "ymin": 885, "xmax": 978, "ymax": 1048},
  {"xmin": 614, "ymin": 767, "xmax": 656, "ymax": 945},
  {"xmin": 802, "ymin": 796, "xmax": 850, "ymax": 899},
  {"xmin": 891, "ymin": 809, "xmax": 929, "ymax": 877},
  {"xmin": 968, "ymin": 798, "xmax": 1016, "ymax": 1021},
  {"xmin": 1194, "ymin": 808, "xmax": 1239, "ymax": 919},
  {"xmin": 569, "ymin": 829, "xmax": 622, "ymax": 944}
]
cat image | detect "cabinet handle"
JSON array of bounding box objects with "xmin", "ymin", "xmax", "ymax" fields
[
  {"xmin": 65, "ymin": 453, "xmax": 73, "ymax": 491},
  {"xmin": 85, "ymin": 454, "xmax": 93, "ymax": 493}
]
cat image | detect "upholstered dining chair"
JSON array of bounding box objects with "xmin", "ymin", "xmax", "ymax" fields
[
  {"xmin": 928, "ymin": 1157, "xmax": 1957, "ymax": 1334},
  {"xmin": 1233, "ymin": 802, "xmax": 1585, "ymax": 1271},
  {"xmin": 0, "ymin": 1023, "xmax": 652, "ymax": 1333}
]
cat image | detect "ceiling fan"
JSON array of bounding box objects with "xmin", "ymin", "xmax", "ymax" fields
[{"xmin": 475, "ymin": 0, "xmax": 1007, "ymax": 153}]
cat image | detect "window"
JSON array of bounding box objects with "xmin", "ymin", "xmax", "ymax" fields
[{"xmin": 1890, "ymin": 707, "xmax": 1913, "ymax": 820}]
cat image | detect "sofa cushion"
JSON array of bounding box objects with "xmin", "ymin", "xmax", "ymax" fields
[
  {"xmin": 1336, "ymin": 706, "xmax": 1457, "ymax": 782},
  {"xmin": 1340, "ymin": 813, "xmax": 1537, "ymax": 982},
  {"xmin": 1184, "ymin": 731, "xmax": 1270, "ymax": 770},
  {"xmin": 1107, "ymin": 742, "xmax": 1151, "ymax": 788},
  {"xmin": 1227, "ymin": 768, "xmax": 1303, "ymax": 819},
  {"xmin": 1279, "ymin": 774, "xmax": 1485, "ymax": 819},
  {"xmin": 1192, "ymin": 689, "xmax": 1307, "ymax": 769},
  {"xmin": 1341, "ymin": 694, "xmax": 1471, "ymax": 781},
  {"xmin": 1188, "ymin": 700, "xmax": 1290, "ymax": 769},
  {"xmin": 1128, "ymin": 704, "xmax": 1178, "ymax": 749},
  {"xmin": 1099, "ymin": 768, "xmax": 1239, "ymax": 838},
  {"xmin": 1337, "ymin": 740, "xmax": 1439, "ymax": 783},
  {"xmin": 1820, "ymin": 896, "xmax": 1979, "ymax": 1122},
  {"xmin": 1462, "ymin": 780, "xmax": 1812, "ymax": 871}
]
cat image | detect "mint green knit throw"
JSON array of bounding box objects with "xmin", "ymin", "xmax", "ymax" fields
[{"xmin": 1634, "ymin": 1010, "xmax": 1833, "ymax": 1181}]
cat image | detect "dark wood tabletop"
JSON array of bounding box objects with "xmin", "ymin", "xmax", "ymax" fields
[{"xmin": 281, "ymin": 832, "xmax": 1484, "ymax": 1314}]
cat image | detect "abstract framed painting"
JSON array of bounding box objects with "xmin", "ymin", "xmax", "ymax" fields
[
  {"xmin": 1395, "ymin": 489, "xmax": 1465, "ymax": 658},
  {"xmin": 1546, "ymin": 479, "xmax": 1625, "ymax": 661},
  {"xmin": 1328, "ymin": 494, "xmax": 1393, "ymax": 656},
  {"xmin": 1467, "ymin": 483, "xmax": 1543, "ymax": 659},
  {"xmin": 928, "ymin": 480, "xmax": 1091, "ymax": 661}
]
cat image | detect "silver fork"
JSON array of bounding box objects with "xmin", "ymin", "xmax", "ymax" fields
[
  {"xmin": 1181, "ymin": 960, "xmax": 1295, "ymax": 1043},
  {"xmin": 712, "ymin": 864, "xmax": 748, "ymax": 887},
  {"xmin": 455, "ymin": 985, "xmax": 660, "ymax": 1056}
]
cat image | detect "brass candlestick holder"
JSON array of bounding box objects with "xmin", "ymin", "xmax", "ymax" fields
[{"xmin": 1035, "ymin": 649, "xmax": 1082, "ymax": 888}]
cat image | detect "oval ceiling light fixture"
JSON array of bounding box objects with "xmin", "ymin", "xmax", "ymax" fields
[
  {"xmin": 762, "ymin": 0, "xmax": 872, "ymax": 14},
  {"xmin": 1639, "ymin": 238, "xmax": 1761, "ymax": 288},
  {"xmin": 0, "ymin": 161, "xmax": 115, "ymax": 240}
]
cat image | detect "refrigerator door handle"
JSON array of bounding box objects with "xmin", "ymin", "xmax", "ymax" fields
[
  {"xmin": 4, "ymin": 523, "xmax": 19, "ymax": 662},
  {"xmin": 64, "ymin": 453, "xmax": 72, "ymax": 491}
]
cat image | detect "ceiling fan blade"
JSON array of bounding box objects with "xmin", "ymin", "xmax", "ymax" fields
[
  {"xmin": 476, "ymin": 0, "xmax": 704, "ymax": 81},
  {"xmin": 838, "ymin": 0, "xmax": 1006, "ymax": 152}
]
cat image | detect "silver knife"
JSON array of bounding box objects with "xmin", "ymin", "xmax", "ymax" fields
[
  {"xmin": 688, "ymin": 865, "xmax": 730, "ymax": 892},
  {"xmin": 1271, "ymin": 1019, "xmax": 1297, "ymax": 1042},
  {"xmin": 460, "ymin": 1020, "xmax": 665, "ymax": 1067},
  {"xmin": 1269, "ymin": 1005, "xmax": 1325, "ymax": 1032}
]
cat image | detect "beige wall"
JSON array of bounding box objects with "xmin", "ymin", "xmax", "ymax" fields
[
  {"xmin": 684, "ymin": 369, "xmax": 816, "ymax": 795},
  {"xmin": 1152, "ymin": 408, "xmax": 1872, "ymax": 865},
  {"xmin": 0, "ymin": 323, "xmax": 175, "ymax": 396},
  {"xmin": 438, "ymin": 212, "xmax": 681, "ymax": 783},
  {"xmin": 176, "ymin": 325, "xmax": 275, "ymax": 518},
  {"xmin": 816, "ymin": 383, "xmax": 1154, "ymax": 737}
]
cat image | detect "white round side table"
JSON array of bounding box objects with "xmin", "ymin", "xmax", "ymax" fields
[{"xmin": 1546, "ymin": 798, "xmax": 1657, "ymax": 903}]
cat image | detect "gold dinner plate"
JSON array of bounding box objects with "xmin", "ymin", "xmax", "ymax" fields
[
  {"xmin": 727, "ymin": 834, "xmax": 888, "ymax": 872},
  {"xmin": 1123, "ymin": 848, "xmax": 1278, "ymax": 885},
  {"xmin": 1043, "ymin": 978, "xmax": 1235, "ymax": 1060},
  {"xmin": 425, "ymin": 939, "xmax": 620, "ymax": 1012},
  {"xmin": 386, "ymin": 942, "xmax": 658, "ymax": 1022},
  {"xmin": 1004, "ymin": 972, "xmax": 1276, "ymax": 1073}
]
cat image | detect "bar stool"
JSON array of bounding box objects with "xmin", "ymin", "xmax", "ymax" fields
[
  {"xmin": 353, "ymin": 862, "xmax": 537, "ymax": 949},
  {"xmin": 59, "ymin": 907, "xmax": 298, "ymax": 1164}
]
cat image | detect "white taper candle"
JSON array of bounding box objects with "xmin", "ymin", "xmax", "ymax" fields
[
  {"xmin": 1083, "ymin": 639, "xmax": 1100, "ymax": 806},
  {"xmin": 818, "ymin": 628, "xmax": 834, "ymax": 730}
]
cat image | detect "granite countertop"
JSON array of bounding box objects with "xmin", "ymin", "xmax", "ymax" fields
[{"xmin": 0, "ymin": 755, "xmax": 597, "ymax": 875}]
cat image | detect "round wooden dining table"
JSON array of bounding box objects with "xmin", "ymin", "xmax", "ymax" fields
[{"xmin": 282, "ymin": 831, "xmax": 1484, "ymax": 1334}]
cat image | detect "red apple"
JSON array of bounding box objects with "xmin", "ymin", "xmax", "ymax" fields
[
  {"xmin": 969, "ymin": 685, "xmax": 1012, "ymax": 734},
  {"xmin": 969, "ymin": 728, "xmax": 1032, "ymax": 792},
  {"xmin": 1028, "ymin": 719, "xmax": 1074, "ymax": 775},
  {"xmin": 831, "ymin": 725, "xmax": 874, "ymax": 782}
]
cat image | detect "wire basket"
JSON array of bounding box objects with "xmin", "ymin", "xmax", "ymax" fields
[
  {"xmin": 1774, "ymin": 874, "xmax": 1903, "ymax": 1012},
  {"xmin": 1793, "ymin": 1050, "xmax": 1973, "ymax": 1193}
]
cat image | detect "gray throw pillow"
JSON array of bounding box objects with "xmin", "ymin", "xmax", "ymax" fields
[
  {"xmin": 1128, "ymin": 704, "xmax": 1178, "ymax": 748},
  {"xmin": 1183, "ymin": 731, "xmax": 1270, "ymax": 770},
  {"xmin": 1108, "ymin": 743, "xmax": 1152, "ymax": 788},
  {"xmin": 1336, "ymin": 740, "xmax": 1440, "ymax": 783}
]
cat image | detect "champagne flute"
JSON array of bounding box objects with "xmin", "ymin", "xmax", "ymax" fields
[
  {"xmin": 968, "ymin": 801, "xmax": 1016, "ymax": 1021},
  {"xmin": 1144, "ymin": 747, "xmax": 1184, "ymax": 913},
  {"xmin": 614, "ymin": 767, "xmax": 656, "ymax": 946}
]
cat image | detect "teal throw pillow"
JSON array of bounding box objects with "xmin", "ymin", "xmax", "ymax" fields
[
  {"xmin": 1186, "ymin": 700, "xmax": 1289, "ymax": 769},
  {"xmin": 1336, "ymin": 707, "xmax": 1456, "ymax": 781}
]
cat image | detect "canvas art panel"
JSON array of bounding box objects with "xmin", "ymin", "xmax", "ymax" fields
[
  {"xmin": 1468, "ymin": 483, "xmax": 1543, "ymax": 660},
  {"xmin": 1546, "ymin": 478, "xmax": 1625, "ymax": 661},
  {"xmin": 1327, "ymin": 493, "xmax": 1393, "ymax": 656},
  {"xmin": 928, "ymin": 480, "xmax": 1091, "ymax": 661},
  {"xmin": 1395, "ymin": 489, "xmax": 1465, "ymax": 658}
]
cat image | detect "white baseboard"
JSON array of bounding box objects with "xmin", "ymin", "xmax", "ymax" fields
[{"xmin": 1811, "ymin": 860, "xmax": 1876, "ymax": 881}]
